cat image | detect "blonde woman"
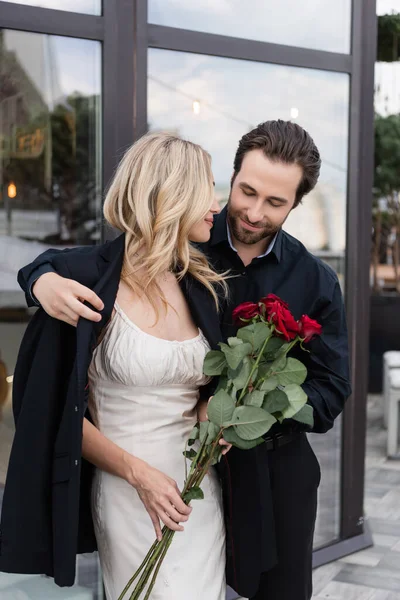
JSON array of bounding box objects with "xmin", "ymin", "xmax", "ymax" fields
[{"xmin": 1, "ymin": 133, "xmax": 230, "ymax": 599}]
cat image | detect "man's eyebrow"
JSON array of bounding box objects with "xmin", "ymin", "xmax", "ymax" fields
[
  {"xmin": 239, "ymin": 182, "xmax": 288, "ymax": 203},
  {"xmin": 239, "ymin": 182, "xmax": 257, "ymax": 193}
]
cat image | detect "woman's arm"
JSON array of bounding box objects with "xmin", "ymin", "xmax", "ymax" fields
[{"xmin": 82, "ymin": 418, "xmax": 192, "ymax": 540}]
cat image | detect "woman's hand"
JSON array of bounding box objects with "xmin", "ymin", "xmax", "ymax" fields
[
  {"xmin": 124, "ymin": 455, "xmax": 192, "ymax": 541},
  {"xmin": 197, "ymin": 397, "xmax": 233, "ymax": 456}
]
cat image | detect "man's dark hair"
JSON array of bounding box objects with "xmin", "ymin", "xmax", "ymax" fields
[{"xmin": 233, "ymin": 120, "xmax": 321, "ymax": 207}]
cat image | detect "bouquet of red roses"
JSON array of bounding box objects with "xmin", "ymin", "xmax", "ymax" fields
[{"xmin": 118, "ymin": 294, "xmax": 321, "ymax": 599}]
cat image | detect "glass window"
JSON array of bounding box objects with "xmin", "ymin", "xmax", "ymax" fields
[
  {"xmin": 149, "ymin": 0, "xmax": 351, "ymax": 54},
  {"xmin": 148, "ymin": 48, "xmax": 350, "ymax": 547},
  {"xmin": 2, "ymin": 0, "xmax": 101, "ymax": 15},
  {"xmin": 0, "ymin": 29, "xmax": 102, "ymax": 599}
]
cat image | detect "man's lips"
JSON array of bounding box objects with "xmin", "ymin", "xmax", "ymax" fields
[{"xmin": 240, "ymin": 217, "xmax": 264, "ymax": 232}]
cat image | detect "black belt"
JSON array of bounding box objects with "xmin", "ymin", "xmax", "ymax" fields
[{"xmin": 263, "ymin": 431, "xmax": 300, "ymax": 451}]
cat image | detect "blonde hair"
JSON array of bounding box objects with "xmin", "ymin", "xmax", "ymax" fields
[{"xmin": 103, "ymin": 132, "xmax": 228, "ymax": 316}]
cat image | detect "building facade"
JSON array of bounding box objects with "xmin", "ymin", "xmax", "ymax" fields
[{"xmin": 0, "ymin": 1, "xmax": 377, "ymax": 598}]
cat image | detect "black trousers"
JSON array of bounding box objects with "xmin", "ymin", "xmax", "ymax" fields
[{"xmin": 251, "ymin": 433, "xmax": 321, "ymax": 600}]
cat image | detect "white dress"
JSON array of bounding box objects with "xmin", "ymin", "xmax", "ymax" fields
[{"xmin": 88, "ymin": 303, "xmax": 226, "ymax": 600}]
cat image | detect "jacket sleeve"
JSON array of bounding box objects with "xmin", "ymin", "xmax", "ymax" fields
[{"xmin": 301, "ymin": 279, "xmax": 352, "ymax": 434}]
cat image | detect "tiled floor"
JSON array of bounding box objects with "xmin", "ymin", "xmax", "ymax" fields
[{"xmin": 311, "ymin": 394, "xmax": 400, "ymax": 600}]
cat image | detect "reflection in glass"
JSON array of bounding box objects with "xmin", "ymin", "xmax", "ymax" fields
[
  {"xmin": 0, "ymin": 30, "xmax": 102, "ymax": 306},
  {"xmin": 149, "ymin": 0, "xmax": 351, "ymax": 54},
  {"xmin": 4, "ymin": 0, "xmax": 101, "ymax": 15},
  {"xmin": 0, "ymin": 30, "xmax": 102, "ymax": 599},
  {"xmin": 148, "ymin": 48, "xmax": 349, "ymax": 547}
]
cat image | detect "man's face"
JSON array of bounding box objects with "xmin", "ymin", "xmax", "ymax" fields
[{"xmin": 228, "ymin": 149, "xmax": 303, "ymax": 246}]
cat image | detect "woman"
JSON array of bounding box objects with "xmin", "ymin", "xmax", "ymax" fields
[{"xmin": 2, "ymin": 133, "xmax": 230, "ymax": 599}]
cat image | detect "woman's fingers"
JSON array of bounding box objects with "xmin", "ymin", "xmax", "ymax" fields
[
  {"xmin": 148, "ymin": 509, "xmax": 163, "ymax": 541},
  {"xmin": 159, "ymin": 500, "xmax": 189, "ymax": 525},
  {"xmin": 158, "ymin": 509, "xmax": 185, "ymax": 532},
  {"xmin": 167, "ymin": 488, "xmax": 192, "ymax": 517}
]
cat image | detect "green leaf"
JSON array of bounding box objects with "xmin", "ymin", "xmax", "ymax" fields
[
  {"xmin": 199, "ymin": 420, "xmax": 209, "ymax": 443},
  {"xmin": 227, "ymin": 337, "xmax": 244, "ymax": 348},
  {"xmin": 269, "ymin": 354, "xmax": 287, "ymax": 376},
  {"xmin": 243, "ymin": 390, "xmax": 265, "ymax": 408},
  {"xmin": 183, "ymin": 448, "xmax": 197, "ymax": 459},
  {"xmin": 228, "ymin": 356, "xmax": 253, "ymax": 390},
  {"xmin": 292, "ymin": 404, "xmax": 314, "ymax": 428},
  {"xmin": 215, "ymin": 376, "xmax": 229, "ymax": 394},
  {"xmin": 262, "ymin": 389, "xmax": 289, "ymax": 413},
  {"xmin": 222, "ymin": 426, "xmax": 265, "ymax": 449},
  {"xmin": 228, "ymin": 383, "xmax": 238, "ymax": 401},
  {"xmin": 260, "ymin": 375, "xmax": 279, "ymax": 393},
  {"xmin": 277, "ymin": 357, "xmax": 307, "ymax": 386},
  {"xmin": 203, "ymin": 350, "xmax": 227, "ymax": 376},
  {"xmin": 206, "ymin": 421, "xmax": 221, "ymax": 444},
  {"xmin": 237, "ymin": 321, "xmax": 271, "ymax": 352},
  {"xmin": 228, "ymin": 406, "xmax": 277, "ymax": 440},
  {"xmin": 207, "ymin": 389, "xmax": 235, "ymax": 427},
  {"xmin": 187, "ymin": 424, "xmax": 199, "ymax": 446},
  {"xmin": 219, "ymin": 341, "xmax": 252, "ymax": 370},
  {"xmin": 279, "ymin": 384, "xmax": 308, "ymax": 421},
  {"xmin": 183, "ymin": 486, "xmax": 204, "ymax": 502},
  {"xmin": 263, "ymin": 336, "xmax": 286, "ymax": 356}
]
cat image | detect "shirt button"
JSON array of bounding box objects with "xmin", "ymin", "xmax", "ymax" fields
[
  {"xmin": 74, "ymin": 460, "xmax": 78, "ymax": 466},
  {"xmin": 241, "ymin": 271, "xmax": 246, "ymax": 276},
  {"xmin": 74, "ymin": 405, "xmax": 78, "ymax": 412}
]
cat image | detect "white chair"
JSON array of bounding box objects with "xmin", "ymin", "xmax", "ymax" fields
[
  {"xmin": 387, "ymin": 368, "xmax": 400, "ymax": 457},
  {"xmin": 383, "ymin": 351, "xmax": 400, "ymax": 428}
]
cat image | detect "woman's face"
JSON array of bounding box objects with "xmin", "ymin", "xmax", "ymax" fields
[{"xmin": 188, "ymin": 193, "xmax": 220, "ymax": 243}]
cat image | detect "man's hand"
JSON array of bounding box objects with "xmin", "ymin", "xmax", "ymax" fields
[{"xmin": 32, "ymin": 272, "xmax": 104, "ymax": 327}]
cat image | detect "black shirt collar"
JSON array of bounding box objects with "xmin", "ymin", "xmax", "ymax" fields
[{"xmin": 210, "ymin": 205, "xmax": 283, "ymax": 263}]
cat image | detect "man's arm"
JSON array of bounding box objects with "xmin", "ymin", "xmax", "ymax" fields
[
  {"xmin": 18, "ymin": 248, "xmax": 104, "ymax": 326},
  {"xmin": 301, "ymin": 279, "xmax": 352, "ymax": 434},
  {"xmin": 18, "ymin": 249, "xmax": 67, "ymax": 307}
]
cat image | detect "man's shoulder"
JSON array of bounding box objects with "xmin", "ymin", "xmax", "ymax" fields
[
  {"xmin": 53, "ymin": 242, "xmax": 108, "ymax": 284},
  {"xmin": 281, "ymin": 230, "xmax": 339, "ymax": 284}
]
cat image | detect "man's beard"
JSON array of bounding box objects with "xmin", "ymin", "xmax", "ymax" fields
[{"xmin": 227, "ymin": 204, "xmax": 281, "ymax": 246}]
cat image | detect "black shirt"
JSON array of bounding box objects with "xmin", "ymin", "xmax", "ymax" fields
[{"xmin": 199, "ymin": 206, "xmax": 351, "ymax": 434}]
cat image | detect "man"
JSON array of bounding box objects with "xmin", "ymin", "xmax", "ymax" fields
[{"xmin": 19, "ymin": 120, "xmax": 351, "ymax": 599}]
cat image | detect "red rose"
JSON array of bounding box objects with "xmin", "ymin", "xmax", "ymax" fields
[
  {"xmin": 269, "ymin": 302, "xmax": 300, "ymax": 341},
  {"xmin": 232, "ymin": 302, "xmax": 260, "ymax": 326},
  {"xmin": 261, "ymin": 294, "xmax": 289, "ymax": 315},
  {"xmin": 298, "ymin": 315, "xmax": 322, "ymax": 342}
]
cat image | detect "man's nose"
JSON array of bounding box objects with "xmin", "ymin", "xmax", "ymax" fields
[{"xmin": 246, "ymin": 204, "xmax": 264, "ymax": 224}]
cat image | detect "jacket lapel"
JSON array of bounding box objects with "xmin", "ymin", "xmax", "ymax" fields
[
  {"xmin": 180, "ymin": 274, "xmax": 223, "ymax": 351},
  {"xmin": 76, "ymin": 234, "xmax": 125, "ymax": 388}
]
